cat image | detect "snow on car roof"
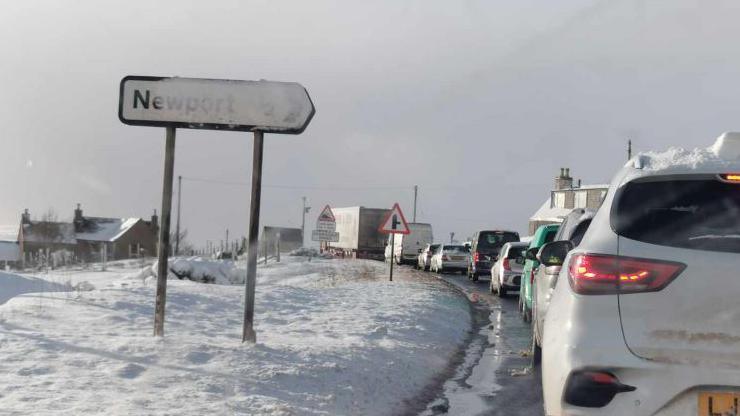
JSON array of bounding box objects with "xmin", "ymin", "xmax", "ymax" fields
[{"xmin": 629, "ymin": 132, "xmax": 740, "ymax": 173}]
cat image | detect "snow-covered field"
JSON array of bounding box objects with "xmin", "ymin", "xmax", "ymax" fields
[{"xmin": 0, "ymin": 256, "xmax": 471, "ymax": 415}]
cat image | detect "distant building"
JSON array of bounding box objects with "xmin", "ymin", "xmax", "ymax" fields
[
  {"xmin": 17, "ymin": 205, "xmax": 159, "ymax": 266},
  {"xmin": 0, "ymin": 225, "xmax": 20, "ymax": 267},
  {"xmin": 528, "ymin": 168, "xmax": 608, "ymax": 235},
  {"xmin": 261, "ymin": 226, "xmax": 303, "ymax": 255}
]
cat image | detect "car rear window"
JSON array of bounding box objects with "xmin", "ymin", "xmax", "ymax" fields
[
  {"xmin": 613, "ymin": 177, "xmax": 740, "ymax": 253},
  {"xmin": 444, "ymin": 245, "xmax": 468, "ymax": 253},
  {"xmin": 477, "ymin": 232, "xmax": 519, "ymax": 249},
  {"xmin": 506, "ymin": 246, "xmax": 524, "ymax": 259},
  {"xmin": 429, "ymin": 244, "xmax": 440, "ymax": 251}
]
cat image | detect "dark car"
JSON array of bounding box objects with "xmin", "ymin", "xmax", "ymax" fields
[{"xmin": 467, "ymin": 230, "xmax": 520, "ymax": 281}]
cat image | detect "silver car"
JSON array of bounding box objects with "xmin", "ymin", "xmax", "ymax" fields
[
  {"xmin": 490, "ymin": 242, "xmax": 528, "ymax": 296},
  {"xmin": 430, "ymin": 244, "xmax": 469, "ymax": 274},
  {"xmin": 531, "ymin": 208, "xmax": 595, "ymax": 365},
  {"xmin": 416, "ymin": 243, "xmax": 440, "ymax": 271}
]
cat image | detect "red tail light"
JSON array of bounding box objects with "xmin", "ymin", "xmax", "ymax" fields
[
  {"xmin": 568, "ymin": 254, "xmax": 686, "ymax": 295},
  {"xmin": 473, "ymin": 252, "xmax": 480, "ymax": 262},
  {"xmin": 443, "ymin": 254, "xmax": 451, "ymax": 261},
  {"xmin": 530, "ymin": 269, "xmax": 536, "ymax": 285},
  {"xmin": 503, "ymin": 258, "xmax": 511, "ymax": 271}
]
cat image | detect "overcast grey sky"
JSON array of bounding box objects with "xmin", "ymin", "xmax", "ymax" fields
[{"xmin": 1, "ymin": 0, "xmax": 739, "ymax": 245}]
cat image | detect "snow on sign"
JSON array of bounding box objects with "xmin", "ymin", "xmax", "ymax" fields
[
  {"xmin": 312, "ymin": 205, "xmax": 339, "ymax": 242},
  {"xmin": 119, "ymin": 76, "xmax": 316, "ymax": 134},
  {"xmin": 379, "ymin": 203, "xmax": 410, "ymax": 235}
]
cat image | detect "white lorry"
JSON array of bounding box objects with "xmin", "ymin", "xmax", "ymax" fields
[{"xmin": 384, "ymin": 223, "xmax": 433, "ymax": 265}]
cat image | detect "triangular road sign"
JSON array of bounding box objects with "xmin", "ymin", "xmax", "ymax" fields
[
  {"xmin": 379, "ymin": 203, "xmax": 411, "ymax": 234},
  {"xmin": 317, "ymin": 205, "xmax": 335, "ymax": 222}
]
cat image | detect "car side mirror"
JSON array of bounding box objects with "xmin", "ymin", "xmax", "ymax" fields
[
  {"xmin": 525, "ymin": 247, "xmax": 539, "ymax": 261},
  {"xmin": 536, "ymin": 240, "xmax": 574, "ymax": 267}
]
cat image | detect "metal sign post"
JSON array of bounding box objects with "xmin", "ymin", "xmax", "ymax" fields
[
  {"xmin": 242, "ymin": 131, "xmax": 263, "ymax": 343},
  {"xmin": 118, "ymin": 75, "xmax": 314, "ymax": 341},
  {"xmin": 378, "ymin": 203, "xmax": 411, "ymax": 282},
  {"xmin": 389, "ymin": 233, "xmax": 395, "ymax": 281},
  {"xmin": 154, "ymin": 127, "xmax": 176, "ymax": 336}
]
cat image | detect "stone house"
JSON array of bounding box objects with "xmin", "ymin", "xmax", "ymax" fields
[{"xmin": 528, "ymin": 168, "xmax": 608, "ymax": 235}]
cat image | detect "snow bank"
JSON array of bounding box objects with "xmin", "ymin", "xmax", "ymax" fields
[
  {"xmin": 0, "ymin": 271, "xmax": 71, "ymax": 304},
  {"xmin": 0, "ymin": 257, "xmax": 471, "ymax": 415},
  {"xmin": 144, "ymin": 257, "xmax": 243, "ymax": 285}
]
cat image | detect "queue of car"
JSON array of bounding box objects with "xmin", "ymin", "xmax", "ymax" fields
[{"xmin": 400, "ymin": 133, "xmax": 740, "ymax": 415}]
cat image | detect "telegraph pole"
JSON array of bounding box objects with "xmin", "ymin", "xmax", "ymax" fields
[
  {"xmin": 413, "ymin": 185, "xmax": 418, "ymax": 222},
  {"xmin": 450, "ymin": 232, "xmax": 455, "ymax": 244},
  {"xmin": 627, "ymin": 139, "xmax": 632, "ymax": 160},
  {"xmin": 175, "ymin": 175, "xmax": 182, "ymax": 255},
  {"xmin": 301, "ymin": 197, "xmax": 310, "ymax": 245}
]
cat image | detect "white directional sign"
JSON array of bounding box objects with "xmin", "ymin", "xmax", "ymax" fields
[
  {"xmin": 379, "ymin": 203, "xmax": 411, "ymax": 235},
  {"xmin": 119, "ymin": 76, "xmax": 315, "ymax": 134},
  {"xmin": 312, "ymin": 205, "xmax": 339, "ymax": 242}
]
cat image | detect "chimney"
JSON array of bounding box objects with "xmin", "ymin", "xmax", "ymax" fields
[
  {"xmin": 554, "ymin": 167, "xmax": 574, "ymax": 190},
  {"xmin": 73, "ymin": 203, "xmax": 85, "ymax": 231},
  {"xmin": 151, "ymin": 209, "xmax": 159, "ymax": 232},
  {"xmin": 74, "ymin": 203, "xmax": 83, "ymax": 222},
  {"xmin": 21, "ymin": 209, "xmax": 31, "ymax": 225}
]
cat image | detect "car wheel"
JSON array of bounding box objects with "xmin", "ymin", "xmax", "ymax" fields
[
  {"xmin": 531, "ymin": 326, "xmax": 542, "ymax": 366},
  {"xmin": 498, "ymin": 284, "xmax": 507, "ymax": 297},
  {"xmin": 490, "ymin": 280, "xmax": 496, "ymax": 294},
  {"xmin": 471, "ymin": 272, "xmax": 479, "ymax": 282}
]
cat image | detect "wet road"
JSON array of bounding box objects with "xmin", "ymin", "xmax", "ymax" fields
[{"xmin": 405, "ymin": 266, "xmax": 545, "ymax": 416}]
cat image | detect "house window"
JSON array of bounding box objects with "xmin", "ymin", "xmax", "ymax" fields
[
  {"xmin": 553, "ymin": 192, "xmax": 565, "ymax": 208},
  {"xmin": 129, "ymin": 243, "xmax": 140, "ymax": 257},
  {"xmin": 575, "ymin": 191, "xmax": 587, "ymax": 208}
]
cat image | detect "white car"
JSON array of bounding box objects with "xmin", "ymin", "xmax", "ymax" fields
[
  {"xmin": 490, "ymin": 241, "xmax": 528, "ymax": 296},
  {"xmin": 542, "ymin": 132, "xmax": 740, "ymax": 415},
  {"xmin": 430, "ymin": 244, "xmax": 469, "ymax": 274},
  {"xmin": 417, "ymin": 243, "xmax": 440, "ymax": 271}
]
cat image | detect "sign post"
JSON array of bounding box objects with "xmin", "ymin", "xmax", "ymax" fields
[
  {"xmin": 378, "ymin": 203, "xmax": 411, "ymax": 282},
  {"xmin": 118, "ymin": 76, "xmax": 315, "ymax": 341}
]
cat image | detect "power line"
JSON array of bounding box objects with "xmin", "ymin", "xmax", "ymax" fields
[{"xmin": 180, "ymin": 176, "xmax": 461, "ymax": 191}]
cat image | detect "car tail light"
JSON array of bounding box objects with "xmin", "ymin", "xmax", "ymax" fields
[
  {"xmin": 564, "ymin": 371, "xmax": 636, "ymax": 408},
  {"xmin": 443, "ymin": 254, "xmax": 451, "ymax": 261},
  {"xmin": 568, "ymin": 254, "xmax": 685, "ymax": 295},
  {"xmin": 473, "ymin": 252, "xmax": 480, "ymax": 262},
  {"xmin": 529, "ymin": 269, "xmax": 536, "ymax": 285},
  {"xmin": 720, "ymin": 173, "xmax": 740, "ymax": 183},
  {"xmin": 503, "ymin": 258, "xmax": 511, "ymax": 271}
]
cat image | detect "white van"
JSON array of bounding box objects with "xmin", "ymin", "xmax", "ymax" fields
[{"xmin": 385, "ymin": 223, "xmax": 433, "ymax": 265}]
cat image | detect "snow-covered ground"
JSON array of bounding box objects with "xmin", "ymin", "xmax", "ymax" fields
[{"xmin": 0, "ymin": 256, "xmax": 470, "ymax": 415}]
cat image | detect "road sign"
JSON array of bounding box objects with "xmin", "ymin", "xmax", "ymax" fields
[
  {"xmin": 119, "ymin": 76, "xmax": 315, "ymax": 134},
  {"xmin": 379, "ymin": 203, "xmax": 411, "ymax": 235},
  {"xmin": 312, "ymin": 205, "xmax": 339, "ymax": 242},
  {"xmin": 118, "ymin": 75, "xmax": 315, "ymax": 343}
]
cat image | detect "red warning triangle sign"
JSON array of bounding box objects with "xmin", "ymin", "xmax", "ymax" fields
[
  {"xmin": 317, "ymin": 205, "xmax": 336, "ymax": 222},
  {"xmin": 378, "ymin": 203, "xmax": 411, "ymax": 234}
]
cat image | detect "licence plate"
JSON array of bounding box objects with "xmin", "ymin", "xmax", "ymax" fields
[
  {"xmin": 452, "ymin": 256, "xmax": 465, "ymax": 261},
  {"xmin": 698, "ymin": 392, "xmax": 739, "ymax": 416}
]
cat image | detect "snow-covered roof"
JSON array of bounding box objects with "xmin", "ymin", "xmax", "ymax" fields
[
  {"xmin": 529, "ymin": 198, "xmax": 570, "ymax": 223},
  {"xmin": 0, "ymin": 225, "xmax": 19, "ymax": 242},
  {"xmin": 76, "ymin": 217, "xmax": 141, "ymax": 242},
  {"xmin": 22, "ymin": 222, "xmax": 76, "ymax": 244},
  {"xmin": 0, "ymin": 241, "xmax": 19, "ymax": 261},
  {"xmin": 555, "ymin": 184, "xmax": 609, "ymax": 191}
]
